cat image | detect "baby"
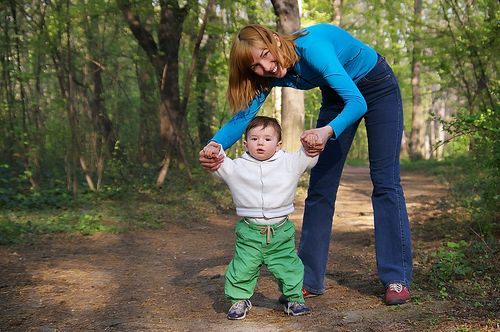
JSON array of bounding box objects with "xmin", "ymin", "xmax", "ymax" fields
[{"xmin": 202, "ymin": 116, "xmax": 319, "ymax": 320}]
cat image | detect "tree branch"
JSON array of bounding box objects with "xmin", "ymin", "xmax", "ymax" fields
[
  {"xmin": 180, "ymin": 0, "xmax": 215, "ymax": 117},
  {"xmin": 116, "ymin": 0, "xmax": 158, "ymax": 67}
]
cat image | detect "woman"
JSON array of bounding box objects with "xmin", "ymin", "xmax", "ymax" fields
[{"xmin": 199, "ymin": 23, "xmax": 412, "ymax": 305}]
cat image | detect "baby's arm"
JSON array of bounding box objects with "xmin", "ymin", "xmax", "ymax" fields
[
  {"xmin": 287, "ymin": 135, "xmax": 320, "ymax": 173},
  {"xmin": 204, "ymin": 144, "xmax": 237, "ymax": 179}
]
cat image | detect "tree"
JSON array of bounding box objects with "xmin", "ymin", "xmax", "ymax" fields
[
  {"xmin": 82, "ymin": 1, "xmax": 120, "ymax": 190},
  {"xmin": 409, "ymin": 0, "xmax": 426, "ymax": 160},
  {"xmin": 117, "ymin": 0, "xmax": 190, "ymax": 187},
  {"xmin": 194, "ymin": 11, "xmax": 220, "ymax": 145},
  {"xmin": 271, "ymin": 0, "xmax": 304, "ymax": 152},
  {"xmin": 332, "ymin": 0, "xmax": 342, "ymax": 25}
]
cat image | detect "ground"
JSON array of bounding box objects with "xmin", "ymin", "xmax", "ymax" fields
[{"xmin": 0, "ymin": 167, "xmax": 496, "ymax": 331}]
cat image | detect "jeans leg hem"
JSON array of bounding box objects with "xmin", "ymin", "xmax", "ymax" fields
[
  {"xmin": 385, "ymin": 280, "xmax": 410, "ymax": 289},
  {"xmin": 304, "ymin": 285, "xmax": 325, "ymax": 295}
]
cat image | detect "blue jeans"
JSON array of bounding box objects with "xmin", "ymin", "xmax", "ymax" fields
[{"xmin": 298, "ymin": 55, "xmax": 413, "ymax": 294}]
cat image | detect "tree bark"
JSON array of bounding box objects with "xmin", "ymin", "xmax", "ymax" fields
[
  {"xmin": 118, "ymin": 0, "xmax": 189, "ymax": 187},
  {"xmin": 195, "ymin": 11, "xmax": 219, "ymax": 145},
  {"xmin": 271, "ymin": 0, "xmax": 304, "ymax": 152},
  {"xmin": 9, "ymin": 1, "xmax": 40, "ymax": 189},
  {"xmin": 65, "ymin": 3, "xmax": 96, "ymax": 193},
  {"xmin": 83, "ymin": 8, "xmax": 120, "ymax": 191},
  {"xmin": 135, "ymin": 55, "xmax": 159, "ymax": 164},
  {"xmin": 332, "ymin": 0, "xmax": 342, "ymax": 25},
  {"xmin": 409, "ymin": 0, "xmax": 427, "ymax": 160}
]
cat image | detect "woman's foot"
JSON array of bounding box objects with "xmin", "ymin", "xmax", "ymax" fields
[
  {"xmin": 279, "ymin": 287, "xmax": 321, "ymax": 304},
  {"xmin": 384, "ymin": 283, "xmax": 410, "ymax": 305}
]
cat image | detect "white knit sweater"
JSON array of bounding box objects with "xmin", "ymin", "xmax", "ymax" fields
[{"xmin": 214, "ymin": 147, "xmax": 318, "ymax": 219}]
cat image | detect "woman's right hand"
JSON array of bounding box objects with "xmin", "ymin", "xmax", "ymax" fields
[
  {"xmin": 199, "ymin": 141, "xmax": 224, "ymax": 172},
  {"xmin": 300, "ymin": 126, "xmax": 333, "ymax": 156}
]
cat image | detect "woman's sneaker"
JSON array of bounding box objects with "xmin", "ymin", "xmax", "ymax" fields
[
  {"xmin": 302, "ymin": 287, "xmax": 320, "ymax": 298},
  {"xmin": 284, "ymin": 302, "xmax": 311, "ymax": 316},
  {"xmin": 227, "ymin": 300, "xmax": 252, "ymax": 320},
  {"xmin": 384, "ymin": 283, "xmax": 410, "ymax": 305}
]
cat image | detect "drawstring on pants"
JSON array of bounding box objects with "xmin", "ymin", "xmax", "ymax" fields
[
  {"xmin": 260, "ymin": 226, "xmax": 275, "ymax": 244},
  {"xmin": 243, "ymin": 217, "xmax": 288, "ymax": 244}
]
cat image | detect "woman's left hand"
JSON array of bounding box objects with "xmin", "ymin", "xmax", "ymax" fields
[{"xmin": 300, "ymin": 126, "xmax": 334, "ymax": 157}]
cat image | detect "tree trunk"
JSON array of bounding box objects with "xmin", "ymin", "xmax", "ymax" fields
[
  {"xmin": 332, "ymin": 0, "xmax": 342, "ymax": 25},
  {"xmin": 195, "ymin": 13, "xmax": 219, "ymax": 146},
  {"xmin": 271, "ymin": 0, "xmax": 304, "ymax": 152},
  {"xmin": 118, "ymin": 0, "xmax": 189, "ymax": 187},
  {"xmin": 66, "ymin": 8, "xmax": 96, "ymax": 193},
  {"xmin": 400, "ymin": 129, "xmax": 409, "ymax": 158},
  {"xmin": 10, "ymin": 1, "xmax": 40, "ymax": 189},
  {"xmin": 409, "ymin": 0, "xmax": 427, "ymax": 160},
  {"xmin": 135, "ymin": 55, "xmax": 158, "ymax": 164},
  {"xmin": 83, "ymin": 9, "xmax": 120, "ymax": 191}
]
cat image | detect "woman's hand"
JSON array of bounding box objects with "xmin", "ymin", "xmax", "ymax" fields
[
  {"xmin": 199, "ymin": 141, "xmax": 224, "ymax": 171},
  {"xmin": 300, "ymin": 126, "xmax": 334, "ymax": 157}
]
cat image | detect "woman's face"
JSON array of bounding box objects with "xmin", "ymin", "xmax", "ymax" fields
[{"xmin": 249, "ymin": 45, "xmax": 287, "ymax": 78}]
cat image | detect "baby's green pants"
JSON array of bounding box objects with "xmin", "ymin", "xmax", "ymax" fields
[{"xmin": 225, "ymin": 218, "xmax": 305, "ymax": 303}]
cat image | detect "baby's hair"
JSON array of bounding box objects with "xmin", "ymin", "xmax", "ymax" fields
[{"xmin": 245, "ymin": 116, "xmax": 282, "ymax": 141}]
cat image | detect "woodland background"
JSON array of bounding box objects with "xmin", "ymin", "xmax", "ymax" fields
[{"xmin": 0, "ymin": 0, "xmax": 498, "ymax": 323}]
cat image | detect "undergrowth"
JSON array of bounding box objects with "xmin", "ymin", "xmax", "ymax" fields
[
  {"xmin": 403, "ymin": 157, "xmax": 499, "ymax": 320},
  {"xmin": 0, "ymin": 167, "xmax": 233, "ymax": 245}
]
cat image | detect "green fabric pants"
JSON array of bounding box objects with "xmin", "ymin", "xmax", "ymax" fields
[{"xmin": 225, "ymin": 218, "xmax": 305, "ymax": 303}]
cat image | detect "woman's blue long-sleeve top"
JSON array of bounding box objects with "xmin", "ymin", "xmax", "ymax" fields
[{"xmin": 212, "ymin": 23, "xmax": 378, "ymax": 149}]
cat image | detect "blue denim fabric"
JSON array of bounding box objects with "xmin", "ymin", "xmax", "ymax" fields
[{"xmin": 298, "ymin": 55, "xmax": 413, "ymax": 294}]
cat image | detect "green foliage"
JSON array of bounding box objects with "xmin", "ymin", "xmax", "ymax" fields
[
  {"xmin": 302, "ymin": 0, "xmax": 334, "ymax": 24},
  {"xmin": 0, "ymin": 164, "xmax": 73, "ymax": 210},
  {"xmin": 431, "ymin": 240, "xmax": 471, "ymax": 297},
  {"xmin": 403, "ymin": 155, "xmax": 498, "ymax": 239},
  {"xmin": 454, "ymin": 131, "xmax": 497, "ymax": 237},
  {"xmin": 0, "ymin": 210, "xmax": 121, "ymax": 245},
  {"xmin": 403, "ymin": 159, "xmax": 499, "ymax": 311},
  {"xmin": 429, "ymin": 239, "xmax": 498, "ymax": 307},
  {"xmin": 0, "ymin": 166, "xmax": 234, "ymax": 245},
  {"xmin": 403, "ymin": 0, "xmax": 500, "ymax": 241},
  {"xmin": 77, "ymin": 212, "xmax": 118, "ymax": 236}
]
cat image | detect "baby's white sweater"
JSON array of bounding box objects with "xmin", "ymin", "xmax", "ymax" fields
[{"xmin": 214, "ymin": 148, "xmax": 318, "ymax": 219}]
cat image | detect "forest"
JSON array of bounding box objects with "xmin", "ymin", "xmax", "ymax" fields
[{"xmin": 0, "ymin": 0, "xmax": 498, "ymax": 331}]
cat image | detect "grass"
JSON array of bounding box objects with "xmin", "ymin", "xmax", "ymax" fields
[{"xmin": 0, "ymin": 167, "xmax": 234, "ymax": 245}]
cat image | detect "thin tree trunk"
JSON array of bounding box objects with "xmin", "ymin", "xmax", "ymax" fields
[
  {"xmin": 401, "ymin": 129, "xmax": 409, "ymax": 158},
  {"xmin": 10, "ymin": 1, "xmax": 39, "ymax": 189},
  {"xmin": 195, "ymin": 14, "xmax": 219, "ymax": 145},
  {"xmin": 332, "ymin": 0, "xmax": 342, "ymax": 25},
  {"xmin": 136, "ymin": 56, "xmax": 158, "ymax": 163},
  {"xmin": 271, "ymin": 0, "xmax": 304, "ymax": 152},
  {"xmin": 65, "ymin": 0, "xmax": 95, "ymax": 193},
  {"xmin": 436, "ymin": 95, "xmax": 446, "ymax": 160},
  {"xmin": 409, "ymin": 0, "xmax": 427, "ymax": 160}
]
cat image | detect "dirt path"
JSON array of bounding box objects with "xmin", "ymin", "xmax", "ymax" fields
[{"xmin": 0, "ymin": 166, "xmax": 464, "ymax": 331}]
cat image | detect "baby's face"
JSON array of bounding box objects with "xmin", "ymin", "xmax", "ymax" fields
[{"xmin": 244, "ymin": 125, "xmax": 282, "ymax": 161}]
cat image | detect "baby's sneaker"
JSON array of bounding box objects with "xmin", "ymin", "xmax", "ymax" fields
[
  {"xmin": 227, "ymin": 300, "xmax": 252, "ymax": 320},
  {"xmin": 284, "ymin": 302, "xmax": 311, "ymax": 316}
]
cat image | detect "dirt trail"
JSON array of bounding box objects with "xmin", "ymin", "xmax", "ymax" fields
[{"xmin": 0, "ymin": 166, "xmax": 461, "ymax": 331}]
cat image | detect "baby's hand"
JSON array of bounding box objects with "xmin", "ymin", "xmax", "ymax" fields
[
  {"xmin": 303, "ymin": 133, "xmax": 320, "ymax": 148},
  {"xmin": 202, "ymin": 142, "xmax": 221, "ymax": 159}
]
